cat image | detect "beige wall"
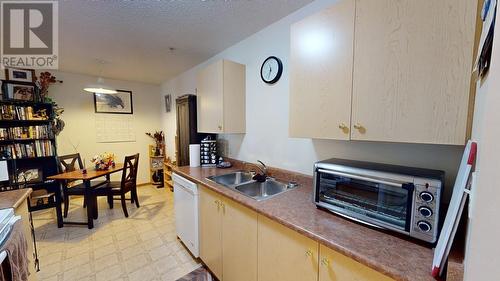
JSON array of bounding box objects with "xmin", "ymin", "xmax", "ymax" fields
[
  {"xmin": 464, "ymin": 10, "xmax": 500, "ymax": 280},
  {"xmin": 161, "ymin": 0, "xmax": 464, "ymax": 202},
  {"xmin": 40, "ymin": 71, "xmax": 161, "ymax": 184}
]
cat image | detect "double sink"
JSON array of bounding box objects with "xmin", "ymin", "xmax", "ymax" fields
[{"xmin": 207, "ymin": 171, "xmax": 298, "ymax": 201}]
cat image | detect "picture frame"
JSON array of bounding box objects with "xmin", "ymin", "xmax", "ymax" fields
[
  {"xmin": 94, "ymin": 89, "xmax": 133, "ymax": 114},
  {"xmin": 2, "ymin": 81, "xmax": 36, "ymax": 101},
  {"xmin": 16, "ymin": 168, "xmax": 43, "ymax": 184},
  {"xmin": 5, "ymin": 68, "xmax": 36, "ymax": 83},
  {"xmin": 164, "ymin": 94, "xmax": 171, "ymax": 112}
]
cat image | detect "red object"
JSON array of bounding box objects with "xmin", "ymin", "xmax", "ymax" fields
[
  {"xmin": 82, "ymin": 168, "xmax": 87, "ymax": 174},
  {"xmin": 467, "ymin": 141, "xmax": 477, "ymax": 165},
  {"xmin": 432, "ymin": 266, "xmax": 440, "ymax": 278}
]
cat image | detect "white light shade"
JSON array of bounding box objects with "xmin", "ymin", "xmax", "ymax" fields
[{"xmin": 83, "ymin": 77, "xmax": 117, "ymax": 94}]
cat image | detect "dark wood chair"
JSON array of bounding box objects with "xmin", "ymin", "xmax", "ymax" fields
[
  {"xmin": 94, "ymin": 154, "xmax": 140, "ymax": 217},
  {"xmin": 58, "ymin": 153, "xmax": 107, "ymax": 218}
]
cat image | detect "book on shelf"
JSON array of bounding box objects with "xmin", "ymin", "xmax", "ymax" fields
[
  {"xmin": 0, "ymin": 105, "xmax": 48, "ymax": 121},
  {"xmin": 0, "ymin": 140, "xmax": 54, "ymax": 159},
  {"xmin": 0, "ymin": 125, "xmax": 53, "ymax": 140}
]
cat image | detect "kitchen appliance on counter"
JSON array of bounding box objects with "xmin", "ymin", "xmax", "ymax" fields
[
  {"xmin": 173, "ymin": 173, "xmax": 199, "ymax": 257},
  {"xmin": 314, "ymin": 158, "xmax": 444, "ymax": 243},
  {"xmin": 200, "ymin": 137, "xmax": 217, "ymax": 167}
]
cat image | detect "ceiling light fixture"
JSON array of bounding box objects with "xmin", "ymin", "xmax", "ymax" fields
[{"xmin": 83, "ymin": 59, "xmax": 117, "ymax": 94}]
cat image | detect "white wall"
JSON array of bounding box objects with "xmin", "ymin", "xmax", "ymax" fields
[
  {"xmin": 161, "ymin": 0, "xmax": 465, "ymax": 201},
  {"xmin": 45, "ymin": 71, "xmax": 161, "ymax": 184},
  {"xmin": 464, "ymin": 10, "xmax": 500, "ymax": 280}
]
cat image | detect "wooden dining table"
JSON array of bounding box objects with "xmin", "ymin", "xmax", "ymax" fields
[{"xmin": 48, "ymin": 164, "xmax": 124, "ymax": 229}]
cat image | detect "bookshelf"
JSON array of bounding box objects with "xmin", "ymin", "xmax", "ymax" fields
[
  {"xmin": 0, "ymin": 80, "xmax": 61, "ymax": 220},
  {"xmin": 149, "ymin": 144, "xmax": 164, "ymax": 186}
]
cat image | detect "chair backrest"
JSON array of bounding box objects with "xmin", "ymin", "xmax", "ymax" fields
[
  {"xmin": 121, "ymin": 153, "xmax": 139, "ymax": 191},
  {"xmin": 58, "ymin": 153, "xmax": 83, "ymax": 173}
]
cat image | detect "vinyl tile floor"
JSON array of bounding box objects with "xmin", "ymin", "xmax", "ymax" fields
[{"xmin": 32, "ymin": 185, "xmax": 201, "ymax": 281}]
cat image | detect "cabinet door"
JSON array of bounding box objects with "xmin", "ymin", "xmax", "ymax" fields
[
  {"xmin": 222, "ymin": 60, "xmax": 246, "ymax": 134},
  {"xmin": 319, "ymin": 245, "xmax": 394, "ymax": 281},
  {"xmin": 258, "ymin": 215, "xmax": 318, "ymax": 281},
  {"xmin": 222, "ymin": 199, "xmax": 258, "ymax": 281},
  {"xmin": 199, "ymin": 187, "xmax": 223, "ymax": 279},
  {"xmin": 290, "ymin": 0, "xmax": 355, "ymax": 140},
  {"xmin": 351, "ymin": 0, "xmax": 476, "ymax": 144},
  {"xmin": 197, "ymin": 60, "xmax": 224, "ymax": 133}
]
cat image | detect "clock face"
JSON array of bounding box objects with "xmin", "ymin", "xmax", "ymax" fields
[{"xmin": 261, "ymin": 56, "xmax": 283, "ymax": 84}]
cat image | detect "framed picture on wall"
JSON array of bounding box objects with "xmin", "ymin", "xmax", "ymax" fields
[
  {"xmin": 94, "ymin": 89, "xmax": 133, "ymax": 114},
  {"xmin": 5, "ymin": 68, "xmax": 36, "ymax": 83},
  {"xmin": 164, "ymin": 94, "xmax": 171, "ymax": 112}
]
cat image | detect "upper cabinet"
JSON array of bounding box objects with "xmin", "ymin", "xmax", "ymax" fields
[
  {"xmin": 197, "ymin": 59, "xmax": 246, "ymax": 134},
  {"xmin": 351, "ymin": 0, "xmax": 477, "ymax": 144},
  {"xmin": 290, "ymin": 0, "xmax": 355, "ymax": 140},
  {"xmin": 289, "ymin": 0, "xmax": 477, "ymax": 145}
]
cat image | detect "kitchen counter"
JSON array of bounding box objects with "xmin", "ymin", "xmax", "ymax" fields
[
  {"xmin": 0, "ymin": 189, "xmax": 32, "ymax": 210},
  {"xmin": 174, "ymin": 165, "xmax": 452, "ymax": 281}
]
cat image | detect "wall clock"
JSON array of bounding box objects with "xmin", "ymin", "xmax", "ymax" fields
[{"xmin": 260, "ymin": 56, "xmax": 283, "ymax": 84}]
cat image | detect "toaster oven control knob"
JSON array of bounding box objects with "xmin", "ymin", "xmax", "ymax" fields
[
  {"xmin": 417, "ymin": 221, "xmax": 432, "ymax": 232},
  {"xmin": 419, "ymin": 191, "xmax": 434, "ymax": 203},
  {"xmin": 418, "ymin": 206, "xmax": 433, "ymax": 218}
]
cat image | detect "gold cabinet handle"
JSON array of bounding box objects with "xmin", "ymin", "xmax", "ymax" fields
[
  {"xmin": 321, "ymin": 257, "xmax": 330, "ymax": 266},
  {"xmin": 353, "ymin": 123, "xmax": 366, "ymax": 134},
  {"xmin": 214, "ymin": 200, "xmax": 220, "ymax": 210},
  {"xmin": 338, "ymin": 123, "xmax": 349, "ymax": 133},
  {"xmin": 221, "ymin": 202, "xmax": 225, "ymax": 214},
  {"xmin": 305, "ymin": 249, "xmax": 313, "ymax": 257},
  {"xmin": 218, "ymin": 125, "xmax": 223, "ymax": 130}
]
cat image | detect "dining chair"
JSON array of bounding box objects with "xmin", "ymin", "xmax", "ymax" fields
[
  {"xmin": 94, "ymin": 153, "xmax": 140, "ymax": 217},
  {"xmin": 58, "ymin": 153, "xmax": 107, "ymax": 218}
]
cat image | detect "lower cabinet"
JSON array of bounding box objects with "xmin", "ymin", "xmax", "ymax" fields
[
  {"xmin": 257, "ymin": 215, "xmax": 318, "ymax": 281},
  {"xmin": 199, "ymin": 186, "xmax": 223, "ymax": 278},
  {"xmin": 222, "ymin": 198, "xmax": 258, "ymax": 281},
  {"xmin": 199, "ymin": 185, "xmax": 394, "ymax": 281},
  {"xmin": 199, "ymin": 186, "xmax": 258, "ymax": 281},
  {"xmin": 319, "ymin": 245, "xmax": 394, "ymax": 281}
]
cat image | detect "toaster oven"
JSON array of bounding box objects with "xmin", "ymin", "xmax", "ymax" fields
[{"xmin": 313, "ymin": 158, "xmax": 444, "ymax": 243}]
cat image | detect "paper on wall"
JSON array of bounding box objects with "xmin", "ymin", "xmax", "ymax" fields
[{"xmin": 95, "ymin": 115, "xmax": 136, "ymax": 143}]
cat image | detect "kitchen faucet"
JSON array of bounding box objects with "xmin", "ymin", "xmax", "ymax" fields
[{"xmin": 246, "ymin": 160, "xmax": 267, "ymax": 182}]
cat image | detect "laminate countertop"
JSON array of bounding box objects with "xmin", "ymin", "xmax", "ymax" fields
[
  {"xmin": 0, "ymin": 188, "xmax": 32, "ymax": 210},
  {"xmin": 174, "ymin": 166, "xmax": 456, "ymax": 281}
]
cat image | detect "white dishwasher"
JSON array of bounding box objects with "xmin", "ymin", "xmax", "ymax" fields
[{"xmin": 173, "ymin": 172, "xmax": 199, "ymax": 257}]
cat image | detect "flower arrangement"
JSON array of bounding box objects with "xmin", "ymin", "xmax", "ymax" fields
[
  {"xmin": 91, "ymin": 152, "xmax": 116, "ymax": 171},
  {"xmin": 34, "ymin": 72, "xmax": 65, "ymax": 136},
  {"xmin": 145, "ymin": 131, "xmax": 164, "ymax": 156},
  {"xmin": 36, "ymin": 71, "xmax": 58, "ymax": 100}
]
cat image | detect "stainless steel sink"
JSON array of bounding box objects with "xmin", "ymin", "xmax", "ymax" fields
[
  {"xmin": 207, "ymin": 171, "xmax": 254, "ymax": 186},
  {"xmin": 235, "ymin": 180, "xmax": 292, "ymax": 201},
  {"xmin": 207, "ymin": 171, "xmax": 298, "ymax": 201}
]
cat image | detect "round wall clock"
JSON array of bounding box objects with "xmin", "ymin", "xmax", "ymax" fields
[{"xmin": 260, "ymin": 56, "xmax": 283, "ymax": 84}]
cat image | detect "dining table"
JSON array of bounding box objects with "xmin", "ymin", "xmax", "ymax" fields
[{"xmin": 48, "ymin": 163, "xmax": 124, "ymax": 229}]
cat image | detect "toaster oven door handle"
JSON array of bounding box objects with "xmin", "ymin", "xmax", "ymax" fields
[{"xmin": 317, "ymin": 169, "xmax": 406, "ymax": 188}]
